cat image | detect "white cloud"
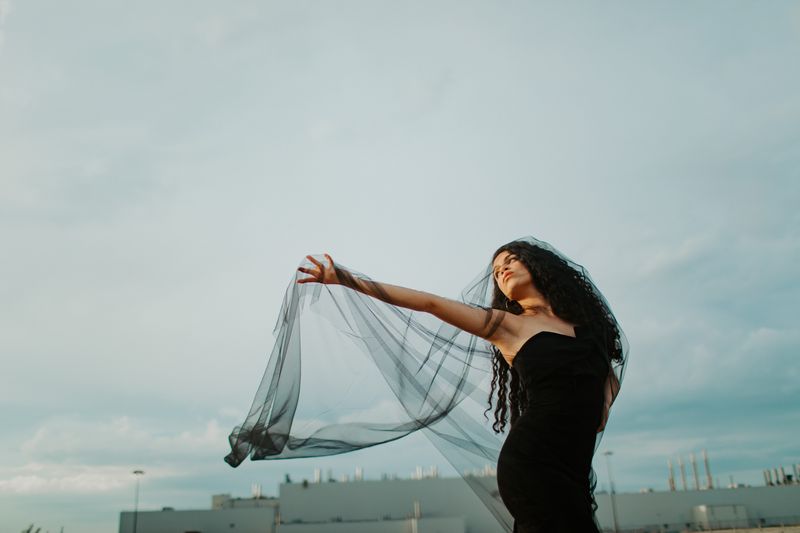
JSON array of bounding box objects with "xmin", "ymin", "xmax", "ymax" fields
[
  {"xmin": 0, "ymin": 462, "xmax": 177, "ymax": 495},
  {"xmin": 1, "ymin": 415, "xmax": 234, "ymax": 495},
  {"xmin": 19, "ymin": 415, "xmax": 228, "ymax": 460}
]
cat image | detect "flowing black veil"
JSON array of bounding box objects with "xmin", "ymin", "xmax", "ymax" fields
[{"xmin": 225, "ymin": 237, "xmax": 628, "ymax": 531}]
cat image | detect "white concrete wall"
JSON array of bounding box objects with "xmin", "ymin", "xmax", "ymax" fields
[
  {"xmin": 279, "ymin": 516, "xmax": 465, "ymax": 533},
  {"xmin": 119, "ymin": 478, "xmax": 800, "ymax": 533},
  {"xmin": 119, "ymin": 508, "xmax": 276, "ymax": 533},
  {"xmin": 279, "ymin": 477, "xmax": 800, "ymax": 532},
  {"xmin": 279, "ymin": 477, "xmax": 503, "ymax": 533},
  {"xmin": 593, "ymin": 485, "xmax": 800, "ymax": 531}
]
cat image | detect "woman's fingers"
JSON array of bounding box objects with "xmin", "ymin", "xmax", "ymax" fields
[
  {"xmin": 296, "ymin": 254, "xmax": 335, "ymax": 284},
  {"xmin": 297, "ymin": 256, "xmax": 325, "ymax": 284}
]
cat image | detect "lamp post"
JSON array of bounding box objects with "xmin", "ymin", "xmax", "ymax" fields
[
  {"xmin": 132, "ymin": 469, "xmax": 145, "ymax": 533},
  {"xmin": 603, "ymin": 451, "xmax": 620, "ymax": 533}
]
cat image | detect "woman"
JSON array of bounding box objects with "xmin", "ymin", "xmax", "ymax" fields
[
  {"xmin": 226, "ymin": 237, "xmax": 626, "ymax": 533},
  {"xmin": 294, "ymin": 240, "xmax": 624, "ymax": 532}
]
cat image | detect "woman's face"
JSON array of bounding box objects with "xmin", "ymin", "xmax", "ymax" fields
[{"xmin": 492, "ymin": 250, "xmax": 533, "ymax": 300}]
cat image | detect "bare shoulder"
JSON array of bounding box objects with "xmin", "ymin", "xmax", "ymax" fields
[{"xmin": 492, "ymin": 314, "xmax": 577, "ymax": 357}]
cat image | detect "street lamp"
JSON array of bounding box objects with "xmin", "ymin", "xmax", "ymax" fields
[
  {"xmin": 132, "ymin": 469, "xmax": 145, "ymax": 533},
  {"xmin": 603, "ymin": 451, "xmax": 620, "ymax": 533}
]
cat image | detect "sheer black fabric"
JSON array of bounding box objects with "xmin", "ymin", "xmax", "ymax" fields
[{"xmin": 225, "ymin": 237, "xmax": 628, "ymax": 532}]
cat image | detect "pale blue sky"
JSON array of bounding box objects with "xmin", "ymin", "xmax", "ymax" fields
[{"xmin": 1, "ymin": 1, "xmax": 799, "ymax": 532}]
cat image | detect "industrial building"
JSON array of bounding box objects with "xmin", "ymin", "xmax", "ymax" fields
[{"xmin": 119, "ymin": 469, "xmax": 800, "ymax": 533}]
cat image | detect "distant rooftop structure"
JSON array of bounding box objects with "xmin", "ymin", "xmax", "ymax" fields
[{"xmin": 119, "ymin": 467, "xmax": 800, "ymax": 533}]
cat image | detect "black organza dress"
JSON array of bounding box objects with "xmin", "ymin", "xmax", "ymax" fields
[
  {"xmin": 496, "ymin": 328, "xmax": 606, "ymax": 533},
  {"xmin": 225, "ymin": 237, "xmax": 626, "ymax": 533}
]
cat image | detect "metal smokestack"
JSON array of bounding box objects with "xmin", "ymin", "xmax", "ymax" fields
[
  {"xmin": 668, "ymin": 459, "xmax": 676, "ymax": 491},
  {"xmin": 690, "ymin": 453, "xmax": 700, "ymax": 490},
  {"xmin": 703, "ymin": 449, "xmax": 713, "ymax": 489},
  {"xmin": 410, "ymin": 500, "xmax": 421, "ymax": 533},
  {"xmin": 678, "ymin": 456, "xmax": 688, "ymax": 491}
]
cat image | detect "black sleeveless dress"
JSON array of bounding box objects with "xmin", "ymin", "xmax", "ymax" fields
[{"xmin": 495, "ymin": 327, "xmax": 607, "ymax": 533}]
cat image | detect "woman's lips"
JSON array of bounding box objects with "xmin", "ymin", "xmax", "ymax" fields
[{"xmin": 503, "ymin": 272, "xmax": 512, "ymax": 283}]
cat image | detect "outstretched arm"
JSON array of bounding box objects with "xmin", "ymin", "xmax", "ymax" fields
[{"xmin": 298, "ymin": 254, "xmax": 509, "ymax": 343}]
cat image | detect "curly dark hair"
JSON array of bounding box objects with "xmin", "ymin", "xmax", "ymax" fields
[{"xmin": 485, "ymin": 240, "xmax": 623, "ymax": 434}]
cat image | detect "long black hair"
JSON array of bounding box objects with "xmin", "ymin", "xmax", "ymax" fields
[{"xmin": 485, "ymin": 240, "xmax": 623, "ymax": 433}]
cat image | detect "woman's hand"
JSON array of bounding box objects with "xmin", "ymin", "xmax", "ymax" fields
[{"xmin": 297, "ymin": 254, "xmax": 341, "ymax": 285}]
